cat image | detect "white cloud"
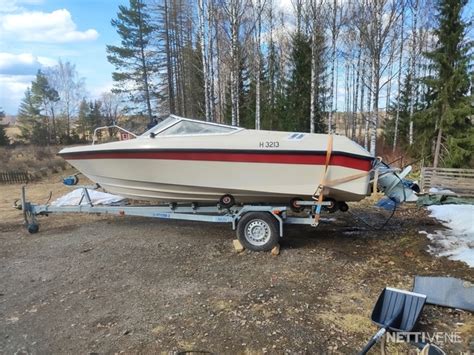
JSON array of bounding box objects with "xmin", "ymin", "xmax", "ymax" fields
[
  {"xmin": 0, "ymin": 52, "xmax": 56, "ymax": 75},
  {"xmin": 0, "ymin": 0, "xmax": 44, "ymax": 14},
  {"xmin": 0, "ymin": 74, "xmax": 34, "ymax": 113},
  {"xmin": 90, "ymin": 82, "xmax": 114, "ymax": 99},
  {"xmin": 0, "ymin": 9, "xmax": 99, "ymax": 43},
  {"xmin": 0, "ymin": 52, "xmax": 56, "ymax": 112}
]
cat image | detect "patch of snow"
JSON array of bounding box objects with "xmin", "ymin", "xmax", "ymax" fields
[
  {"xmin": 429, "ymin": 187, "xmax": 456, "ymax": 195},
  {"xmin": 52, "ymin": 189, "xmax": 125, "ymax": 207},
  {"xmin": 424, "ymin": 204, "xmax": 474, "ymax": 268}
]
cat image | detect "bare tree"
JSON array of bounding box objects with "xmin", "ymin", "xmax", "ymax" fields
[
  {"xmin": 255, "ymin": 0, "xmax": 263, "ymax": 130},
  {"xmin": 198, "ymin": 0, "xmax": 212, "ymax": 121},
  {"xmin": 325, "ymin": 0, "xmax": 346, "ymax": 133},
  {"xmin": 221, "ymin": 0, "xmax": 253, "ymax": 126},
  {"xmin": 309, "ymin": 0, "xmax": 323, "ymax": 133},
  {"xmin": 354, "ymin": 0, "xmax": 401, "ymax": 156},
  {"xmin": 408, "ymin": 0, "xmax": 418, "ymax": 146},
  {"xmin": 393, "ymin": 3, "xmax": 406, "ymax": 152},
  {"xmin": 101, "ymin": 92, "xmax": 125, "ymax": 124},
  {"xmin": 46, "ymin": 60, "xmax": 85, "ymax": 138}
]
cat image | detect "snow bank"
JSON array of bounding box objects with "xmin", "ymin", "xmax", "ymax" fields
[{"xmin": 423, "ymin": 204, "xmax": 474, "ymax": 267}]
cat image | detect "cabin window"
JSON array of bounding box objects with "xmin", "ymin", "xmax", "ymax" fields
[{"xmin": 158, "ymin": 120, "xmax": 238, "ymax": 136}]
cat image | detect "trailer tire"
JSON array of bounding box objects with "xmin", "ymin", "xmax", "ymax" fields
[{"xmin": 237, "ymin": 212, "xmax": 279, "ymax": 252}]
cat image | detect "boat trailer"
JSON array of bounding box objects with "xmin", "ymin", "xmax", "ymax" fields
[{"xmin": 19, "ymin": 186, "xmax": 332, "ymax": 252}]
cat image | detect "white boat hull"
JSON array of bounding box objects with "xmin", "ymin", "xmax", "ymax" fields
[
  {"xmin": 60, "ymin": 117, "xmax": 375, "ymax": 204},
  {"xmin": 65, "ymin": 156, "xmax": 371, "ymax": 203}
]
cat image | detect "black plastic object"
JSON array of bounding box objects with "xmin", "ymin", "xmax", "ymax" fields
[
  {"xmin": 359, "ymin": 287, "xmax": 427, "ymax": 354},
  {"xmin": 413, "ymin": 276, "xmax": 474, "ymax": 312},
  {"xmin": 372, "ymin": 287, "xmax": 427, "ymax": 331}
]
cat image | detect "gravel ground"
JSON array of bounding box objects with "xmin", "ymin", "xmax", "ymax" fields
[{"xmin": 0, "ymin": 175, "xmax": 473, "ymax": 354}]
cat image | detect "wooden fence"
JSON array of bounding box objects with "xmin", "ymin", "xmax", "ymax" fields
[
  {"xmin": 421, "ymin": 167, "xmax": 474, "ymax": 197},
  {"xmin": 0, "ymin": 171, "xmax": 31, "ymax": 184}
]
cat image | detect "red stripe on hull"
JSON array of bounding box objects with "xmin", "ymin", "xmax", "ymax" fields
[{"xmin": 62, "ymin": 151, "xmax": 372, "ymax": 171}]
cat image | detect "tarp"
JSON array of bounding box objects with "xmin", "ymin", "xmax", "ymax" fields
[
  {"xmin": 52, "ymin": 189, "xmax": 125, "ymax": 207},
  {"xmin": 417, "ymin": 194, "xmax": 474, "ymax": 206}
]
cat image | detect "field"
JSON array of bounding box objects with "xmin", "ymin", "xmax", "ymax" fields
[{"xmin": 0, "ymin": 171, "xmax": 473, "ymax": 353}]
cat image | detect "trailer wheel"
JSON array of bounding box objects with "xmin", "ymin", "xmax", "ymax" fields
[{"xmin": 237, "ymin": 212, "xmax": 279, "ymax": 252}]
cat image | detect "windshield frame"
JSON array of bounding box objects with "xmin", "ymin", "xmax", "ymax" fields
[{"xmin": 141, "ymin": 115, "xmax": 243, "ymax": 138}]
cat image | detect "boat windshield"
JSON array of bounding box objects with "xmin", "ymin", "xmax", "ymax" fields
[
  {"xmin": 157, "ymin": 120, "xmax": 238, "ymax": 136},
  {"xmin": 141, "ymin": 116, "xmax": 180, "ymax": 136}
]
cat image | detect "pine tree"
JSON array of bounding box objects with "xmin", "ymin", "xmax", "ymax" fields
[
  {"xmin": 107, "ymin": 0, "xmax": 157, "ymax": 122},
  {"xmin": 285, "ymin": 31, "xmax": 326, "ymax": 133},
  {"xmin": 417, "ymin": 0, "xmax": 473, "ymax": 168},
  {"xmin": 88, "ymin": 101, "xmax": 103, "ymax": 139},
  {"xmin": 77, "ymin": 99, "xmax": 91, "ymax": 141},
  {"xmin": 0, "ymin": 108, "xmax": 8, "ymax": 146},
  {"xmin": 285, "ymin": 32, "xmax": 312, "ymax": 132},
  {"xmin": 30, "ymin": 70, "xmax": 60, "ymax": 144},
  {"xmin": 17, "ymin": 87, "xmax": 49, "ymax": 145}
]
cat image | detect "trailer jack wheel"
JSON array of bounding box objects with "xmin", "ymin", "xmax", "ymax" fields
[
  {"xmin": 237, "ymin": 212, "xmax": 279, "ymax": 252},
  {"xmin": 27, "ymin": 223, "xmax": 39, "ymax": 234}
]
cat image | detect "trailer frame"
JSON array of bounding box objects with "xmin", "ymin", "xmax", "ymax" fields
[{"xmin": 20, "ymin": 186, "xmax": 332, "ymax": 251}]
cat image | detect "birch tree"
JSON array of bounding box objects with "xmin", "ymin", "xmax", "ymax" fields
[
  {"xmin": 46, "ymin": 60, "xmax": 85, "ymax": 140},
  {"xmin": 254, "ymin": 0, "xmax": 263, "ymax": 130},
  {"xmin": 309, "ymin": 0, "xmax": 324, "ymax": 133},
  {"xmin": 393, "ymin": 4, "xmax": 405, "ymax": 152},
  {"xmin": 355, "ymin": 0, "xmax": 401, "ymax": 156},
  {"xmin": 222, "ymin": 0, "xmax": 253, "ymax": 126},
  {"xmin": 408, "ymin": 0, "xmax": 419, "ymax": 145},
  {"xmin": 198, "ymin": 0, "xmax": 212, "ymax": 121},
  {"xmin": 326, "ymin": 0, "xmax": 345, "ymax": 133}
]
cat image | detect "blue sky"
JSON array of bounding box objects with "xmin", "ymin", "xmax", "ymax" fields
[
  {"xmin": 0, "ymin": 0, "xmax": 128, "ymax": 114},
  {"xmin": 0, "ymin": 0, "xmax": 472, "ymax": 116}
]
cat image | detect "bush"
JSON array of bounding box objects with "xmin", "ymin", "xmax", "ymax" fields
[{"xmin": 0, "ymin": 125, "xmax": 9, "ymax": 146}]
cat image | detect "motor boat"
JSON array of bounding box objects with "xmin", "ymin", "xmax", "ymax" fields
[{"xmin": 59, "ymin": 115, "xmax": 416, "ymax": 208}]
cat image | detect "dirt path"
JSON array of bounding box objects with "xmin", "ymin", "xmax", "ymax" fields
[{"xmin": 0, "ymin": 176, "xmax": 473, "ymax": 354}]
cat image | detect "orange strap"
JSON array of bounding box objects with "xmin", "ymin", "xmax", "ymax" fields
[
  {"xmin": 312, "ymin": 134, "xmax": 333, "ymax": 226},
  {"xmin": 323, "ymin": 171, "xmax": 371, "ymax": 188},
  {"xmin": 313, "ymin": 134, "xmax": 333, "ymax": 198}
]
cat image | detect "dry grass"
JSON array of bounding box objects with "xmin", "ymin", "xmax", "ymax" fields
[
  {"xmin": 0, "ymin": 146, "xmax": 67, "ymax": 175},
  {"xmin": 0, "ymin": 167, "xmax": 102, "ymax": 232},
  {"xmin": 5, "ymin": 126, "xmax": 21, "ymax": 140}
]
